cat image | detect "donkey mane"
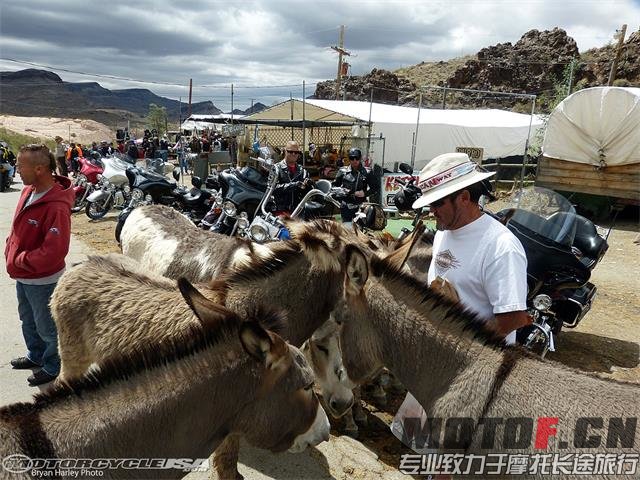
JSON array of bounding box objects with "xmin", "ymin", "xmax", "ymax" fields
[
  {"xmin": 370, "ymin": 254, "xmax": 640, "ymax": 388},
  {"xmin": 210, "ymin": 219, "xmax": 349, "ymax": 290},
  {"xmin": 369, "ymin": 254, "xmax": 508, "ymax": 349},
  {"xmin": 218, "ymin": 241, "xmax": 303, "ymax": 286},
  {"xmin": 0, "ymin": 306, "xmax": 286, "ymax": 416}
]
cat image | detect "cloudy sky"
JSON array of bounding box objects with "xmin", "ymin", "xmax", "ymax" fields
[{"xmin": 1, "ymin": 0, "xmax": 638, "ymax": 111}]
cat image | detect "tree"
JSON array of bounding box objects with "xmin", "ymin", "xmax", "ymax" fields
[{"xmin": 146, "ymin": 103, "xmax": 167, "ymax": 135}]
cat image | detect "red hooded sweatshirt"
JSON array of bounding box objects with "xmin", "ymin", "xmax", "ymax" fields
[{"xmin": 5, "ymin": 175, "xmax": 74, "ymax": 280}]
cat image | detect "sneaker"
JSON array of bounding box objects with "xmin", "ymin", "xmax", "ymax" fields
[
  {"xmin": 10, "ymin": 356, "xmax": 41, "ymax": 369},
  {"xmin": 27, "ymin": 370, "xmax": 57, "ymax": 386}
]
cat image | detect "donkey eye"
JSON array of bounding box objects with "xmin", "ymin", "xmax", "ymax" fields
[
  {"xmin": 304, "ymin": 382, "xmax": 314, "ymax": 391},
  {"xmin": 316, "ymin": 344, "xmax": 329, "ymax": 355}
]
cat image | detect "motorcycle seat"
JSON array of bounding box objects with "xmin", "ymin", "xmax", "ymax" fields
[{"xmin": 573, "ymin": 214, "xmax": 608, "ymax": 264}]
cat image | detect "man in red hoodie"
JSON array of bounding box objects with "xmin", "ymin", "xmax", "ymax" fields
[{"xmin": 5, "ymin": 144, "xmax": 73, "ymax": 386}]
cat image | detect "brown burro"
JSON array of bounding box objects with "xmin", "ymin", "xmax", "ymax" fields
[
  {"xmin": 1, "ymin": 278, "xmax": 329, "ymax": 479},
  {"xmin": 322, "ymin": 247, "xmax": 640, "ymax": 478}
]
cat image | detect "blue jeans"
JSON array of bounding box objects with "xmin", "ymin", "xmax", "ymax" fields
[{"xmin": 16, "ymin": 282, "xmax": 60, "ymax": 376}]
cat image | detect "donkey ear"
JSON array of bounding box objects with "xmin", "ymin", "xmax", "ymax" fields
[
  {"xmin": 344, "ymin": 244, "xmax": 369, "ymax": 296},
  {"xmin": 178, "ymin": 277, "xmax": 231, "ymax": 327},
  {"xmin": 383, "ymin": 221, "xmax": 426, "ymax": 271},
  {"xmin": 239, "ymin": 322, "xmax": 290, "ymax": 373}
]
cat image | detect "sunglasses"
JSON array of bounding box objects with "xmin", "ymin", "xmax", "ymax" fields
[
  {"xmin": 430, "ymin": 191, "xmax": 460, "ymax": 208},
  {"xmin": 286, "ymin": 150, "xmax": 301, "ymax": 154},
  {"xmin": 348, "ymin": 156, "xmax": 360, "ymax": 160}
]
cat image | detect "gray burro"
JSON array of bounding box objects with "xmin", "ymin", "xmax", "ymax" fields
[
  {"xmin": 326, "ymin": 245, "xmax": 640, "ymax": 479},
  {"xmin": 0, "ymin": 279, "xmax": 329, "ymax": 479}
]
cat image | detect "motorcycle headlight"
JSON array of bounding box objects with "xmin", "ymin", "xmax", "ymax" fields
[
  {"xmin": 222, "ymin": 201, "xmax": 237, "ymax": 217},
  {"xmin": 237, "ymin": 212, "xmax": 250, "ymax": 230},
  {"xmin": 132, "ymin": 188, "xmax": 144, "ymax": 201},
  {"xmin": 532, "ymin": 294, "xmax": 552, "ymax": 312},
  {"xmin": 249, "ymin": 223, "xmax": 269, "ymax": 243}
]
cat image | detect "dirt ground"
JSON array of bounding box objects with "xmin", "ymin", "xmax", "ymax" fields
[
  {"xmin": 0, "ymin": 114, "xmax": 113, "ymax": 145},
  {"xmin": 70, "ymin": 209, "xmax": 639, "ymax": 472}
]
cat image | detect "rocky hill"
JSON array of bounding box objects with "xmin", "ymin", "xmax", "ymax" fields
[
  {"xmin": 314, "ymin": 28, "xmax": 640, "ymax": 113},
  {"xmin": 0, "ymin": 69, "xmax": 222, "ymax": 125}
]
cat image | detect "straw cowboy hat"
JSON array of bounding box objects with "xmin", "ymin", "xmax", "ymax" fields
[{"xmin": 412, "ymin": 152, "xmax": 495, "ymax": 209}]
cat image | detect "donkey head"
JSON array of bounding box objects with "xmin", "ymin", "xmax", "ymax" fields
[
  {"xmin": 179, "ymin": 279, "xmax": 330, "ymax": 453},
  {"xmin": 329, "ymin": 223, "xmax": 427, "ymax": 390},
  {"xmin": 301, "ymin": 317, "xmax": 354, "ymax": 418}
]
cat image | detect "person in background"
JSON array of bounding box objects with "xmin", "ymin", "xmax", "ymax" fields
[
  {"xmin": 271, "ymin": 141, "xmax": 313, "ymax": 216},
  {"xmin": 54, "ymin": 136, "xmax": 67, "ymax": 176},
  {"xmin": 332, "ymin": 147, "xmax": 370, "ymax": 226},
  {"xmin": 66, "ymin": 142, "xmax": 83, "ymax": 176},
  {"xmin": 201, "ymin": 135, "xmax": 211, "ymax": 153},
  {"xmin": 5, "ymin": 144, "xmax": 73, "ymax": 386}
]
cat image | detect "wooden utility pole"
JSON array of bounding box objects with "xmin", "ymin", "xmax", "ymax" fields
[
  {"xmin": 187, "ymin": 78, "xmax": 193, "ymax": 117},
  {"xmin": 331, "ymin": 25, "xmax": 351, "ymax": 100},
  {"xmin": 607, "ymin": 24, "xmax": 627, "ymax": 86}
]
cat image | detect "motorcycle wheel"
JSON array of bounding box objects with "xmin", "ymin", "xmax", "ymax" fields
[
  {"xmin": 71, "ymin": 194, "xmax": 88, "ymax": 213},
  {"xmin": 85, "ymin": 197, "xmax": 112, "ymax": 220}
]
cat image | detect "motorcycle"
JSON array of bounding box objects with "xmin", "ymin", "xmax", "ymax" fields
[
  {"xmin": 493, "ymin": 187, "xmax": 609, "ymax": 357},
  {"xmin": 84, "ymin": 155, "xmax": 134, "ymax": 220},
  {"xmin": 391, "ymin": 175, "xmax": 610, "ymax": 357},
  {"xmin": 0, "ymin": 161, "xmax": 15, "ymax": 192},
  {"xmin": 115, "ymin": 166, "xmax": 214, "ymax": 242},
  {"xmin": 71, "ymin": 155, "xmax": 104, "ymax": 212},
  {"xmin": 207, "ymin": 161, "xmax": 270, "ymax": 235},
  {"xmin": 245, "ymin": 174, "xmax": 341, "ymax": 243}
]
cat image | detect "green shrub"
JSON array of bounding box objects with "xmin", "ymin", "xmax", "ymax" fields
[{"xmin": 0, "ymin": 127, "xmax": 56, "ymax": 154}]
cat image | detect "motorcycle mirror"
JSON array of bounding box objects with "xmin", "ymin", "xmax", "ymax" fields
[
  {"xmin": 172, "ymin": 167, "xmax": 181, "ymax": 182},
  {"xmin": 315, "ymin": 179, "xmax": 331, "ymax": 194},
  {"xmin": 398, "ymin": 163, "xmax": 413, "ymax": 175},
  {"xmin": 191, "ymin": 176, "xmax": 202, "ymax": 189}
]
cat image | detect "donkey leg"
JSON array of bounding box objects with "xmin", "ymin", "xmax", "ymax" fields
[
  {"xmin": 352, "ymin": 387, "xmax": 368, "ymax": 425},
  {"xmin": 57, "ymin": 337, "xmax": 93, "ymax": 383},
  {"xmin": 370, "ymin": 376, "xmax": 387, "ymax": 406},
  {"xmin": 342, "ymin": 408, "xmax": 359, "ymax": 437},
  {"xmin": 212, "ymin": 434, "xmax": 243, "ymax": 480}
]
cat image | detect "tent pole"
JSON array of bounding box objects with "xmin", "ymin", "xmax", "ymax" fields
[
  {"xmin": 411, "ymin": 92, "xmax": 422, "ymax": 170},
  {"xmin": 290, "ymin": 93, "xmax": 294, "ymax": 140},
  {"xmin": 302, "ymin": 81, "xmax": 306, "ymax": 167},
  {"xmin": 366, "ymin": 88, "xmax": 373, "ymax": 162},
  {"xmin": 519, "ymin": 95, "xmax": 537, "ymax": 190}
]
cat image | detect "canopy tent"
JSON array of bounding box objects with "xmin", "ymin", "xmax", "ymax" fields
[
  {"xmin": 242, "ymin": 99, "xmax": 543, "ymax": 170},
  {"xmin": 180, "ymin": 114, "xmax": 234, "ymax": 131},
  {"xmin": 543, "ymin": 87, "xmax": 640, "ymax": 167}
]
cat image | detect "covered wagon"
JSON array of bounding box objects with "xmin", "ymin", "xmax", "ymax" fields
[{"xmin": 537, "ymin": 86, "xmax": 640, "ymax": 210}]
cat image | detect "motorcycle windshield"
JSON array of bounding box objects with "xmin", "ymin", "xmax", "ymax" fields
[{"xmin": 500, "ymin": 187, "xmax": 577, "ymax": 247}]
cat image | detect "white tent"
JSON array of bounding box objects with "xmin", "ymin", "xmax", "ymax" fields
[
  {"xmin": 180, "ymin": 114, "xmax": 235, "ymax": 132},
  {"xmin": 543, "ymin": 87, "xmax": 640, "ymax": 167},
  {"xmin": 244, "ymin": 99, "xmax": 543, "ymax": 170}
]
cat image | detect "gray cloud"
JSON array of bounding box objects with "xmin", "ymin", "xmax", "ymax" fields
[{"xmin": 0, "ymin": 0, "xmax": 637, "ymax": 111}]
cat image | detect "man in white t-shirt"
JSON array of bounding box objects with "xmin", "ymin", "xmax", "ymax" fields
[
  {"xmin": 390, "ymin": 152, "xmax": 530, "ymax": 452},
  {"xmin": 417, "ymin": 152, "xmax": 529, "ymax": 340}
]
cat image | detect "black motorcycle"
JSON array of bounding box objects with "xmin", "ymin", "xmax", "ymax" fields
[
  {"xmin": 492, "ymin": 187, "xmax": 608, "ymax": 356},
  {"xmin": 206, "ymin": 163, "xmax": 270, "ymax": 235},
  {"xmin": 115, "ymin": 166, "xmax": 213, "ymax": 242},
  {"xmin": 392, "ymin": 172, "xmax": 609, "ymax": 357}
]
